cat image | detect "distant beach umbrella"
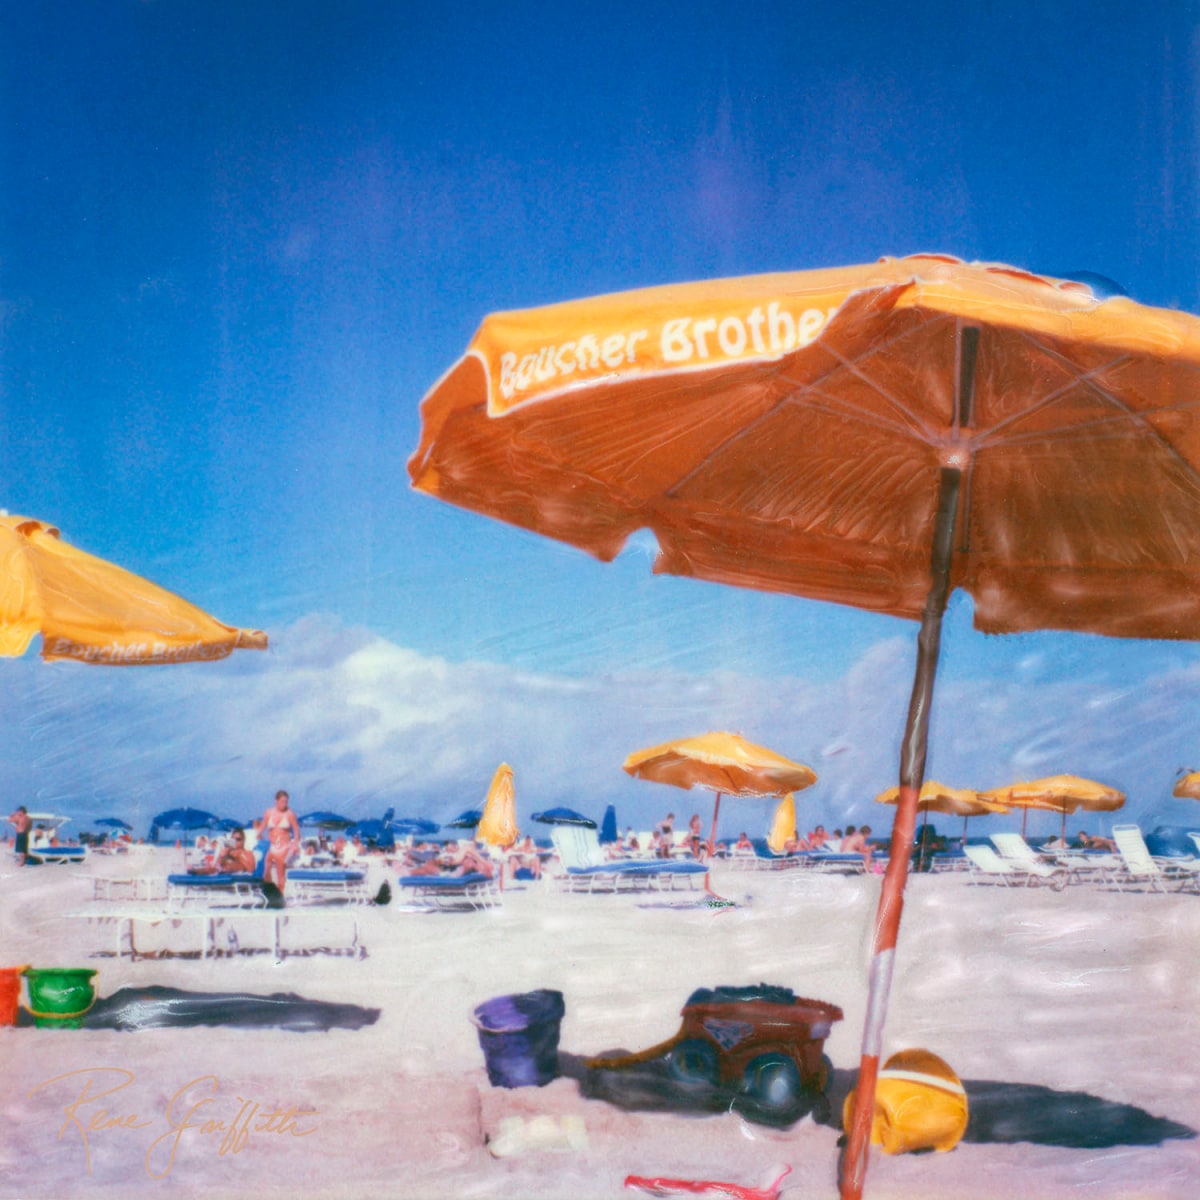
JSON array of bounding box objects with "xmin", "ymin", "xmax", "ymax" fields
[
  {"xmin": 345, "ymin": 818, "xmax": 395, "ymax": 850},
  {"xmin": 1172, "ymin": 771, "xmax": 1200, "ymax": 801},
  {"xmin": 94, "ymin": 817, "xmax": 133, "ymax": 831},
  {"xmin": 531, "ymin": 807, "xmax": 596, "ymax": 828},
  {"xmin": 478, "ymin": 763, "xmax": 519, "ymax": 849},
  {"xmin": 389, "ymin": 817, "xmax": 440, "ymax": 837},
  {"xmin": 624, "ymin": 731, "xmax": 816, "ymax": 855},
  {"xmin": 599, "ymin": 804, "xmax": 619, "ymax": 844},
  {"xmin": 447, "ymin": 808, "xmax": 483, "ymax": 830},
  {"xmin": 981, "ymin": 775, "xmax": 1125, "ymax": 841},
  {"xmin": 876, "ymin": 781, "xmax": 1008, "ymax": 849},
  {"xmin": 149, "ymin": 807, "xmax": 222, "ymax": 843},
  {"xmin": 298, "ymin": 810, "xmax": 354, "ymax": 830},
  {"xmin": 767, "ymin": 794, "xmax": 796, "ymax": 855}
]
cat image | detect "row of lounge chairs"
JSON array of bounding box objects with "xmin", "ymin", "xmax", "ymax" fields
[{"xmin": 963, "ymin": 826, "xmax": 1200, "ymax": 892}]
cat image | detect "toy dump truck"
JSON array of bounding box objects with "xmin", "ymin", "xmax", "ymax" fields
[{"xmin": 587, "ymin": 983, "xmax": 842, "ymax": 1123}]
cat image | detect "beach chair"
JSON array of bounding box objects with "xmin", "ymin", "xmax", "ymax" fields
[
  {"xmin": 990, "ymin": 832, "xmax": 1073, "ymax": 888},
  {"xmin": 963, "ymin": 844, "xmax": 1022, "ymax": 885},
  {"xmin": 166, "ymin": 845, "xmax": 271, "ymax": 909},
  {"xmin": 1111, "ymin": 825, "xmax": 1200, "ymax": 893},
  {"xmin": 286, "ymin": 867, "xmax": 372, "ymax": 905},
  {"xmin": 727, "ymin": 838, "xmax": 806, "ymax": 871},
  {"xmin": 550, "ymin": 826, "xmax": 708, "ymax": 893},
  {"xmin": 394, "ymin": 871, "xmax": 500, "ymax": 910}
]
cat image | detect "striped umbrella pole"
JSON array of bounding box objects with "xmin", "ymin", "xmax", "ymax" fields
[{"xmin": 839, "ymin": 462, "xmax": 962, "ymax": 1200}]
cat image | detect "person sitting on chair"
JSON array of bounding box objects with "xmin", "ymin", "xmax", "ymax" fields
[{"xmin": 189, "ymin": 829, "xmax": 256, "ymax": 875}]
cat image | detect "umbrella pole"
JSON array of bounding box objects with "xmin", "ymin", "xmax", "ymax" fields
[
  {"xmin": 840, "ymin": 464, "xmax": 962, "ymax": 1200},
  {"xmin": 707, "ymin": 793, "xmax": 723, "ymax": 858}
]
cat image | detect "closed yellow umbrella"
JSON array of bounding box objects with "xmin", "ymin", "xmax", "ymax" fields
[
  {"xmin": 623, "ymin": 731, "xmax": 816, "ymax": 855},
  {"xmin": 0, "ymin": 514, "xmax": 266, "ymax": 663},
  {"xmin": 767, "ymin": 793, "xmax": 796, "ymax": 855},
  {"xmin": 476, "ymin": 762, "xmax": 519, "ymax": 849},
  {"xmin": 981, "ymin": 774, "xmax": 1125, "ymax": 841}
]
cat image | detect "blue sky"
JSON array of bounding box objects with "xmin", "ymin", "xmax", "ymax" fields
[{"xmin": 3, "ymin": 1, "xmax": 1200, "ymax": 837}]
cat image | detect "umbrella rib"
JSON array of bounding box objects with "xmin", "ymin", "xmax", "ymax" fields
[{"xmin": 663, "ymin": 319, "xmax": 954, "ymax": 499}]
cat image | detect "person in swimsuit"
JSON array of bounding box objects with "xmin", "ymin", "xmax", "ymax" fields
[
  {"xmin": 260, "ymin": 790, "xmax": 301, "ymax": 892},
  {"xmin": 190, "ymin": 828, "xmax": 257, "ymax": 875},
  {"xmin": 8, "ymin": 806, "xmax": 31, "ymax": 866}
]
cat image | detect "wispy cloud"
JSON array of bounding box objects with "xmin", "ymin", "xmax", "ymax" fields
[{"xmin": 3, "ymin": 615, "xmax": 1196, "ymax": 838}]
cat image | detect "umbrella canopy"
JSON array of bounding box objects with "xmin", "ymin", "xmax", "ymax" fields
[
  {"xmin": 149, "ymin": 807, "xmax": 221, "ymax": 842},
  {"xmin": 390, "ymin": 816, "xmax": 441, "ymax": 837},
  {"xmin": 767, "ymin": 793, "xmax": 796, "ymax": 854},
  {"xmin": 599, "ymin": 804, "xmax": 619, "ymax": 844},
  {"xmin": 624, "ymin": 730, "xmax": 816, "ymax": 854},
  {"xmin": 345, "ymin": 819, "xmax": 395, "ymax": 850},
  {"xmin": 297, "ymin": 810, "xmax": 354, "ymax": 830},
  {"xmin": 477, "ymin": 762, "xmax": 519, "ymax": 849},
  {"xmin": 981, "ymin": 774, "xmax": 1125, "ymax": 840},
  {"xmin": 0, "ymin": 514, "xmax": 267, "ymax": 664},
  {"xmin": 1172, "ymin": 771, "xmax": 1200, "ymax": 801},
  {"xmin": 876, "ymin": 780, "xmax": 1008, "ymax": 853},
  {"xmin": 93, "ymin": 817, "xmax": 133, "ymax": 831},
  {"xmin": 447, "ymin": 808, "xmax": 483, "ymax": 830},
  {"xmin": 409, "ymin": 254, "xmax": 1200, "ymax": 1200},
  {"xmin": 530, "ymin": 807, "xmax": 597, "ymax": 828}
]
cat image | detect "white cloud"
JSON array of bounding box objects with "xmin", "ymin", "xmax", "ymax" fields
[{"xmin": 2, "ymin": 614, "xmax": 1198, "ymax": 839}]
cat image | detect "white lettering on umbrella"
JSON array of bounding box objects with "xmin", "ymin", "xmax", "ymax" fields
[
  {"xmin": 496, "ymin": 305, "xmax": 837, "ymax": 402},
  {"xmin": 44, "ymin": 638, "xmax": 234, "ymax": 664}
]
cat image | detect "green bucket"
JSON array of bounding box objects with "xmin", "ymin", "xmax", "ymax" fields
[{"xmin": 22, "ymin": 968, "xmax": 98, "ymax": 1029}]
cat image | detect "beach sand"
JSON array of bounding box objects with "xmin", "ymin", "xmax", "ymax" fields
[{"xmin": 2, "ymin": 850, "xmax": 1198, "ymax": 1199}]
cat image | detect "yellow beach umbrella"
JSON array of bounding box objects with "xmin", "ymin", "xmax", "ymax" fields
[
  {"xmin": 767, "ymin": 793, "xmax": 796, "ymax": 855},
  {"xmin": 1172, "ymin": 771, "xmax": 1200, "ymax": 801},
  {"xmin": 623, "ymin": 730, "xmax": 816, "ymax": 854},
  {"xmin": 981, "ymin": 774, "xmax": 1125, "ymax": 841},
  {"xmin": 409, "ymin": 254, "xmax": 1200, "ymax": 1199},
  {"xmin": 476, "ymin": 762, "xmax": 519, "ymax": 849},
  {"xmin": 876, "ymin": 781, "xmax": 1008, "ymax": 862},
  {"xmin": 0, "ymin": 514, "xmax": 267, "ymax": 663}
]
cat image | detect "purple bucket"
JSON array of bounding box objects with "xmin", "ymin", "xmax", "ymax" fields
[{"xmin": 471, "ymin": 989, "xmax": 564, "ymax": 1088}]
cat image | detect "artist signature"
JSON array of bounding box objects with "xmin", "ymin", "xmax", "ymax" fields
[{"xmin": 28, "ymin": 1067, "xmax": 318, "ymax": 1178}]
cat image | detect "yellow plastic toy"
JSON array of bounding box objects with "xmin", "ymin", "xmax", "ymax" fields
[{"xmin": 842, "ymin": 1048, "xmax": 968, "ymax": 1155}]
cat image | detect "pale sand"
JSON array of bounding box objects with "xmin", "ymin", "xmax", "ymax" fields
[{"xmin": 2, "ymin": 850, "xmax": 1199, "ymax": 1199}]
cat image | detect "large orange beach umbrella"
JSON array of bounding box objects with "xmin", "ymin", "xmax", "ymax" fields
[
  {"xmin": 0, "ymin": 514, "xmax": 266, "ymax": 663},
  {"xmin": 981, "ymin": 774, "xmax": 1125, "ymax": 841},
  {"xmin": 410, "ymin": 254, "xmax": 1200, "ymax": 1198},
  {"xmin": 623, "ymin": 730, "xmax": 816, "ymax": 854}
]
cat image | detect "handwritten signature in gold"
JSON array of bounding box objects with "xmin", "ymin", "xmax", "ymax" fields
[{"xmin": 28, "ymin": 1067, "xmax": 318, "ymax": 1178}]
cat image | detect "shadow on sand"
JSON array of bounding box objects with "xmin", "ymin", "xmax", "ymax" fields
[{"xmin": 563, "ymin": 1054, "xmax": 1195, "ymax": 1149}]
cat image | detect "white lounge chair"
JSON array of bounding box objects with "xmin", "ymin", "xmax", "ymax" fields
[
  {"xmin": 963, "ymin": 844, "xmax": 1020, "ymax": 885},
  {"xmin": 1112, "ymin": 825, "xmax": 1200, "ymax": 893},
  {"xmin": 990, "ymin": 833, "xmax": 1073, "ymax": 888},
  {"xmin": 550, "ymin": 826, "xmax": 708, "ymax": 893}
]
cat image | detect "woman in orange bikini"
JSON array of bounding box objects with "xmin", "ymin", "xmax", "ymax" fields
[{"xmin": 260, "ymin": 790, "xmax": 301, "ymax": 892}]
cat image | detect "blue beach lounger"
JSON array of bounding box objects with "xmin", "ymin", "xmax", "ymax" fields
[{"xmin": 550, "ymin": 826, "xmax": 708, "ymax": 893}]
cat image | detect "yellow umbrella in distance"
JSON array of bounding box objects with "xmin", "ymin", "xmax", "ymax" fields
[
  {"xmin": 476, "ymin": 762, "xmax": 519, "ymax": 849},
  {"xmin": 0, "ymin": 514, "xmax": 267, "ymax": 663},
  {"xmin": 981, "ymin": 774, "xmax": 1125, "ymax": 841},
  {"xmin": 876, "ymin": 781, "xmax": 1009, "ymax": 855},
  {"xmin": 1172, "ymin": 771, "xmax": 1200, "ymax": 801},
  {"xmin": 623, "ymin": 731, "xmax": 816, "ymax": 855},
  {"xmin": 767, "ymin": 793, "xmax": 796, "ymax": 855}
]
